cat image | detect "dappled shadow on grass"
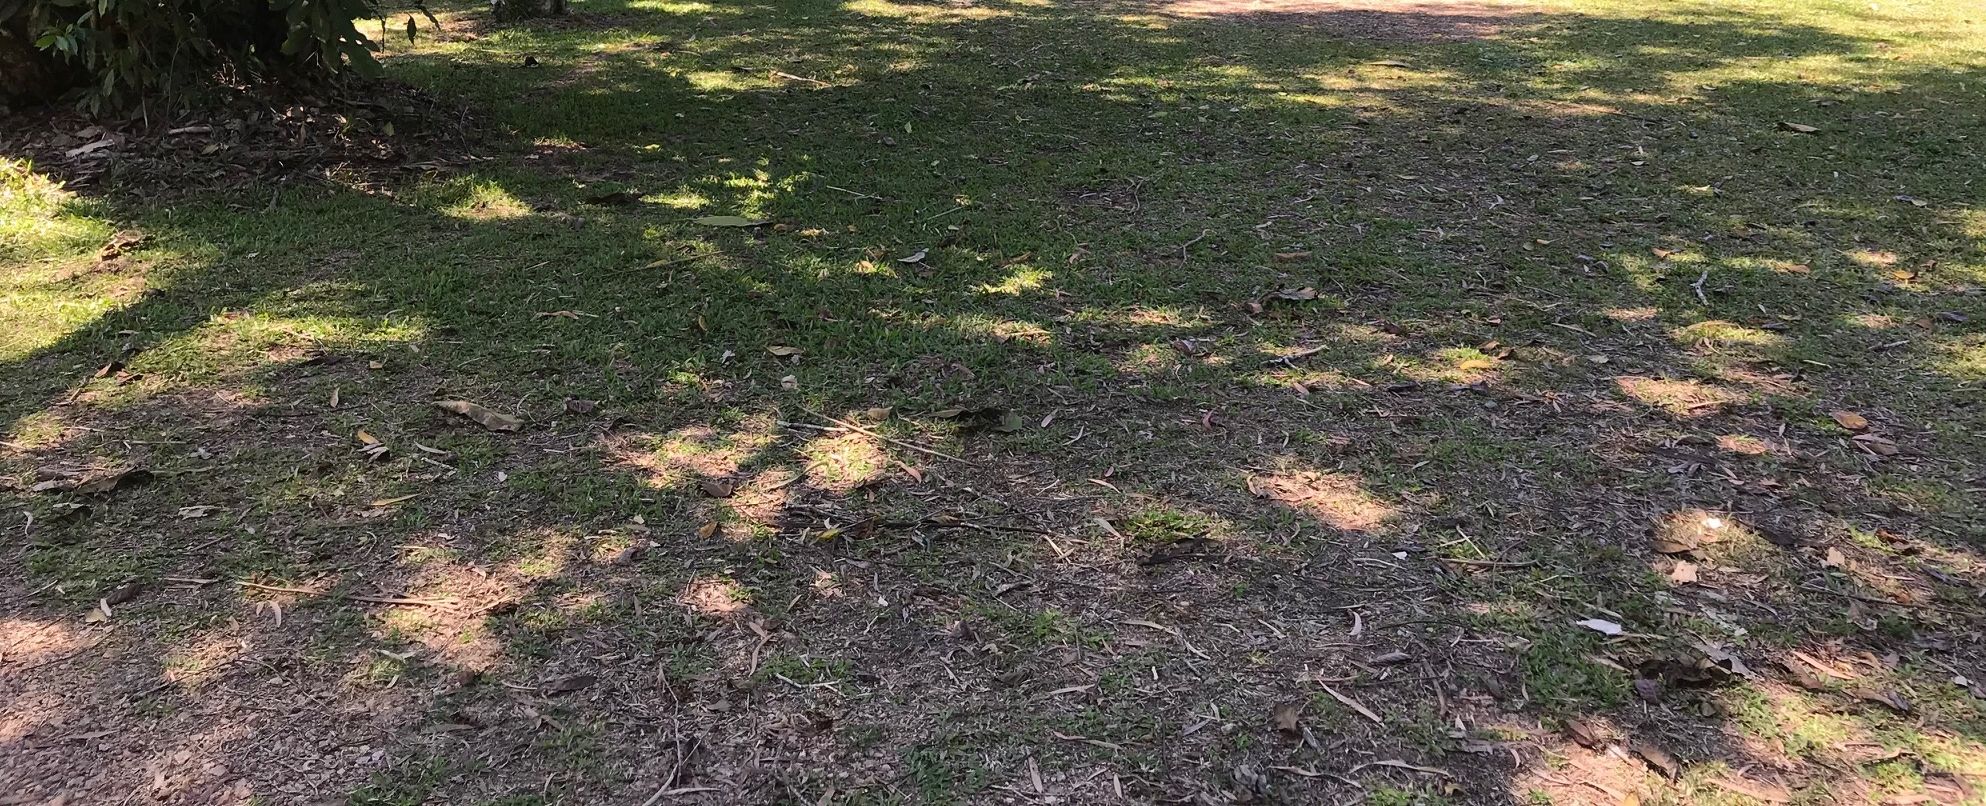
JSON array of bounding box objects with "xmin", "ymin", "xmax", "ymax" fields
[{"xmin": 3, "ymin": 0, "xmax": 1986, "ymax": 801}]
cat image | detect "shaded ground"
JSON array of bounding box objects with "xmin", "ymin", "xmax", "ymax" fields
[{"xmin": 2, "ymin": 0, "xmax": 1984, "ymax": 803}]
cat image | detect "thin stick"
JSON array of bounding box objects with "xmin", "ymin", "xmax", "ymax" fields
[
  {"xmin": 1177, "ymin": 229, "xmax": 1210, "ymax": 258},
  {"xmin": 606, "ymin": 251, "xmax": 723, "ymax": 278},
  {"xmin": 770, "ymin": 70, "xmax": 831, "ymax": 86},
  {"xmin": 797, "ymin": 407, "xmax": 976, "ymax": 466},
  {"xmin": 1438, "ymin": 557, "xmax": 1537, "ymax": 568},
  {"xmin": 234, "ymin": 580, "xmax": 452, "ymax": 608},
  {"xmin": 1691, "ymin": 267, "xmax": 1710, "ymax": 305},
  {"xmin": 921, "ymin": 204, "xmax": 967, "ymax": 223},
  {"xmin": 823, "ymin": 185, "xmax": 881, "ymax": 200}
]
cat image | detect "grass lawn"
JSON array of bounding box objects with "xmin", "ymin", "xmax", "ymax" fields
[{"xmin": 4, "ymin": 0, "xmax": 1986, "ymax": 802}]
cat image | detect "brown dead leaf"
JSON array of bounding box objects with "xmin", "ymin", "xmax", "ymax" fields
[
  {"xmin": 1669, "ymin": 560, "xmax": 1699, "ymax": 584},
  {"xmin": 1631, "ymin": 740, "xmax": 1682, "ymax": 779},
  {"xmin": 1778, "ymin": 121, "xmax": 1820, "ymax": 134},
  {"xmin": 70, "ymin": 468, "xmax": 151, "ymax": 496},
  {"xmin": 1853, "ymin": 433, "xmax": 1899, "ymax": 456},
  {"xmin": 766, "ymin": 345, "xmax": 803, "ymax": 357},
  {"xmin": 540, "ymin": 674, "xmax": 597, "ymax": 695},
  {"xmin": 1563, "ymin": 717, "xmax": 1608, "ymax": 748},
  {"xmin": 695, "ymin": 520, "xmax": 722, "ymax": 540},
  {"xmin": 102, "ymin": 581, "xmax": 142, "ymax": 606},
  {"xmin": 436, "ymin": 400, "xmax": 522, "ymax": 432},
  {"xmin": 1830, "ymin": 410, "xmax": 1870, "ymax": 431},
  {"xmin": 1271, "ymin": 702, "xmax": 1303, "ymax": 736},
  {"xmin": 1857, "ymin": 688, "xmax": 1912, "ymax": 713},
  {"xmin": 1318, "ymin": 683, "xmax": 1382, "ymax": 725},
  {"xmin": 700, "ymin": 478, "xmax": 736, "ymax": 498}
]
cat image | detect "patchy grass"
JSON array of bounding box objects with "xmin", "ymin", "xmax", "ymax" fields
[{"xmin": 4, "ymin": 0, "xmax": 1986, "ymax": 802}]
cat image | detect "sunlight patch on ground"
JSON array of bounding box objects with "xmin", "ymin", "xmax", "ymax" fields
[
  {"xmin": 608, "ymin": 421, "xmax": 780, "ymax": 491},
  {"xmin": 976, "ymin": 265, "xmax": 1052, "ymax": 296},
  {"xmin": 679, "ymin": 574, "xmax": 753, "ymax": 618},
  {"xmin": 625, "ymin": 0, "xmax": 725, "ymax": 13},
  {"xmin": 842, "ymin": 0, "xmax": 1017, "ymax": 22},
  {"xmin": 952, "ymin": 314, "xmax": 1055, "ymax": 347},
  {"xmin": 799, "ymin": 430, "xmax": 887, "ymax": 492},
  {"xmin": 433, "ymin": 179, "xmax": 534, "ymax": 221},
  {"xmin": 1247, "ymin": 470, "xmax": 1396, "ymax": 533},
  {"xmin": 1614, "ymin": 375, "xmax": 1747, "ymax": 417},
  {"xmin": 1671, "ymin": 319, "xmax": 1787, "ymax": 349}
]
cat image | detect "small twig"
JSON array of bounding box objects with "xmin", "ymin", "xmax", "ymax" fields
[
  {"xmin": 823, "ymin": 185, "xmax": 882, "ymax": 200},
  {"xmin": 1265, "ymin": 345, "xmax": 1327, "ymax": 367},
  {"xmin": 606, "ymin": 250, "xmax": 724, "ymax": 278},
  {"xmin": 1799, "ymin": 582, "xmax": 1972, "ymax": 615},
  {"xmin": 1691, "ymin": 267, "xmax": 1710, "ymax": 305},
  {"xmin": 796, "ymin": 407, "xmax": 976, "ymax": 466},
  {"xmin": 233, "ymin": 580, "xmax": 452, "ymax": 608},
  {"xmin": 1177, "ymin": 228, "xmax": 1210, "ymax": 258},
  {"xmin": 1438, "ymin": 557, "xmax": 1537, "ymax": 568},
  {"xmin": 770, "ymin": 70, "xmax": 831, "ymax": 86},
  {"xmin": 920, "ymin": 204, "xmax": 967, "ymax": 223}
]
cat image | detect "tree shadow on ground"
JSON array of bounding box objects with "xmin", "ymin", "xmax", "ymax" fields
[{"xmin": 2, "ymin": 0, "xmax": 1984, "ymax": 802}]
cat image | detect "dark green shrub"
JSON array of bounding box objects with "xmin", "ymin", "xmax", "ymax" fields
[{"xmin": 0, "ymin": 0, "xmax": 434, "ymax": 110}]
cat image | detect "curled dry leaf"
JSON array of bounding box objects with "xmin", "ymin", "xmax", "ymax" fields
[
  {"xmin": 1271, "ymin": 702, "xmax": 1303, "ymax": 735},
  {"xmin": 1633, "ymin": 676, "xmax": 1663, "ymax": 702},
  {"xmin": 1856, "ymin": 688, "xmax": 1912, "ymax": 713},
  {"xmin": 540, "ymin": 674, "xmax": 598, "ymax": 695},
  {"xmin": 1778, "ymin": 121, "xmax": 1820, "ymax": 134},
  {"xmin": 700, "ymin": 478, "xmax": 736, "ymax": 498},
  {"xmin": 1575, "ymin": 618, "xmax": 1624, "ymax": 637},
  {"xmin": 695, "ymin": 520, "xmax": 722, "ymax": 540},
  {"xmin": 73, "ymin": 468, "xmax": 152, "ymax": 496},
  {"xmin": 436, "ymin": 400, "xmax": 522, "ymax": 432},
  {"xmin": 103, "ymin": 581, "xmax": 142, "ymax": 605},
  {"xmin": 1563, "ymin": 717, "xmax": 1608, "ymax": 749},
  {"xmin": 766, "ymin": 345, "xmax": 803, "ymax": 357},
  {"xmin": 1632, "ymin": 740, "xmax": 1682, "ymax": 778},
  {"xmin": 1830, "ymin": 410, "xmax": 1870, "ymax": 431},
  {"xmin": 1852, "ymin": 433, "xmax": 1899, "ymax": 456}
]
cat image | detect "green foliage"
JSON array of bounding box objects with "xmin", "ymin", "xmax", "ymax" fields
[{"xmin": 2, "ymin": 0, "xmax": 436, "ymax": 110}]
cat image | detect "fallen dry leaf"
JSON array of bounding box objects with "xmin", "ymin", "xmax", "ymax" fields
[
  {"xmin": 700, "ymin": 478, "xmax": 736, "ymax": 498},
  {"xmin": 1576, "ymin": 618, "xmax": 1624, "ymax": 637},
  {"xmin": 1669, "ymin": 560, "xmax": 1699, "ymax": 584},
  {"xmin": 1271, "ymin": 702, "xmax": 1302, "ymax": 736},
  {"xmin": 1563, "ymin": 717, "xmax": 1608, "ymax": 748},
  {"xmin": 540, "ymin": 674, "xmax": 597, "ymax": 695},
  {"xmin": 436, "ymin": 400, "xmax": 523, "ymax": 432},
  {"xmin": 1830, "ymin": 410, "xmax": 1870, "ymax": 430},
  {"xmin": 691, "ymin": 215, "xmax": 768, "ymax": 228},
  {"xmin": 1631, "ymin": 740, "xmax": 1682, "ymax": 779},
  {"xmin": 1318, "ymin": 683, "xmax": 1382, "ymax": 725},
  {"xmin": 1852, "ymin": 433, "xmax": 1899, "ymax": 456}
]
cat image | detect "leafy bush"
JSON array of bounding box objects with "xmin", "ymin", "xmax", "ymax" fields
[{"xmin": 0, "ymin": 0, "xmax": 433, "ymax": 110}]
